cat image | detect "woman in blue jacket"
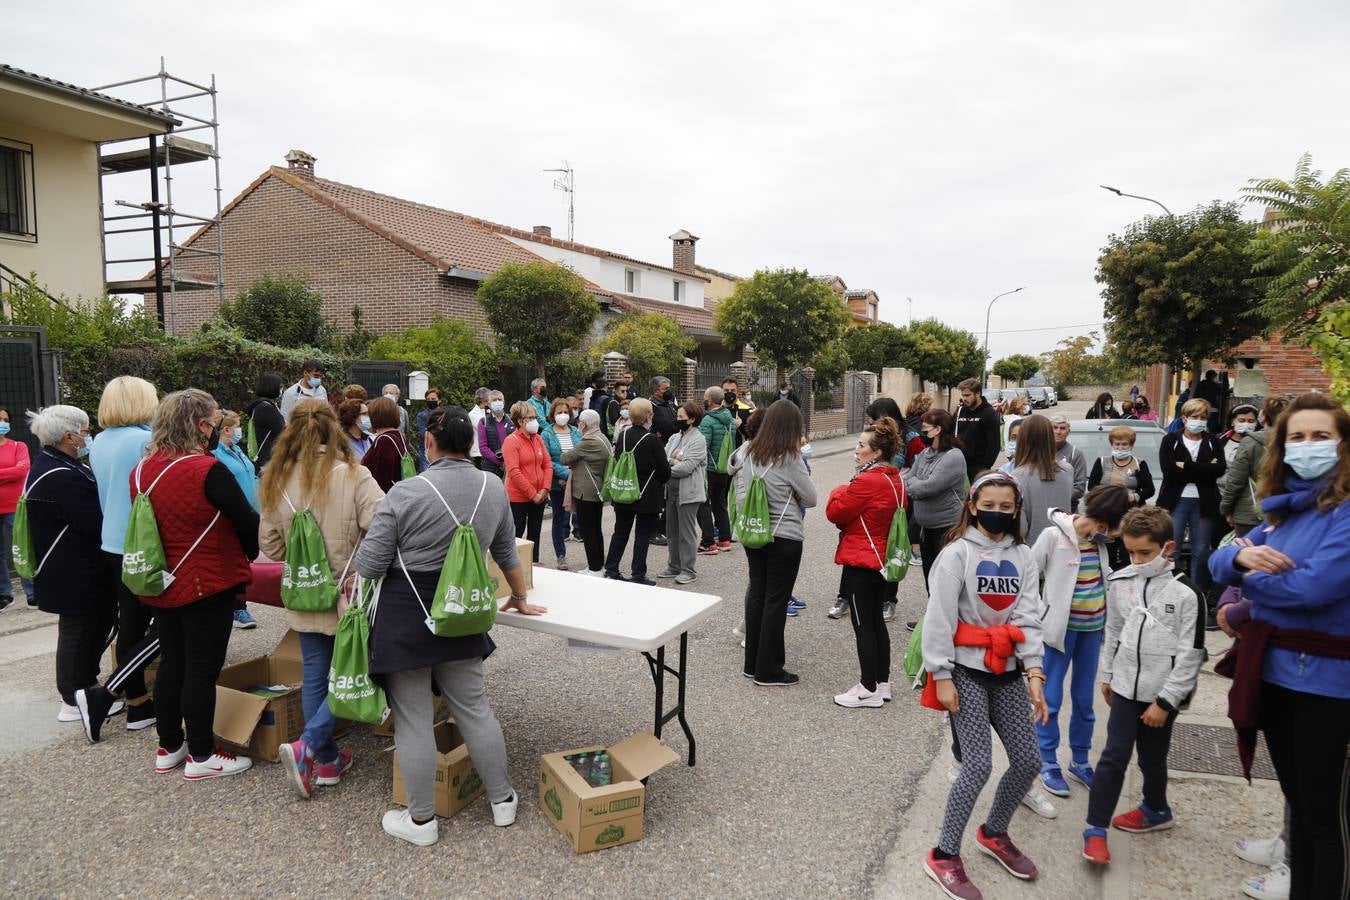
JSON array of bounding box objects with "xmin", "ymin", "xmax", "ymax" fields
[
  {"xmin": 540, "ymin": 398, "xmax": 582, "ymax": 570},
  {"xmin": 213, "ymin": 411, "xmax": 260, "ymax": 629},
  {"xmin": 1208, "ymin": 392, "xmax": 1349, "ymax": 900}
]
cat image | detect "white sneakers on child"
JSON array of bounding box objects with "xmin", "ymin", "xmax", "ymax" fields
[
  {"xmin": 1021, "ymin": 784, "xmax": 1058, "ymax": 819},
  {"xmin": 834, "ymin": 683, "xmax": 884, "ymax": 708},
  {"xmin": 1242, "ymin": 863, "xmax": 1290, "ymax": 900},
  {"xmin": 491, "ymin": 791, "xmax": 519, "ymax": 827},
  {"xmin": 383, "ymin": 809, "xmax": 439, "ymax": 846},
  {"xmin": 1234, "ymin": 836, "xmax": 1285, "ymax": 867}
]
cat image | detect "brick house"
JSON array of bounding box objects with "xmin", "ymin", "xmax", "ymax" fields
[
  {"xmin": 165, "ymin": 150, "xmax": 737, "ymax": 363},
  {"xmin": 1220, "ymin": 335, "xmax": 1331, "ymax": 398}
]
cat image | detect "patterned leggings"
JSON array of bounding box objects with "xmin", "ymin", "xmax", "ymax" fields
[{"xmin": 937, "ymin": 666, "xmax": 1042, "ymax": 855}]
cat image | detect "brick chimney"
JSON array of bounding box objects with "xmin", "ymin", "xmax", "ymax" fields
[
  {"xmin": 670, "ymin": 229, "xmax": 699, "ymax": 274},
  {"xmin": 284, "ymin": 149, "xmax": 316, "ymax": 178},
  {"xmin": 532, "ymin": 225, "xmax": 552, "ymax": 238}
]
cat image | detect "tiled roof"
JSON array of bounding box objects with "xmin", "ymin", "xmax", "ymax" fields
[
  {"xmin": 468, "ymin": 218, "xmax": 708, "ymax": 282},
  {"xmin": 610, "ymin": 292, "xmax": 718, "ymax": 333},
  {"xmin": 0, "ymin": 64, "xmax": 179, "ymax": 126},
  {"xmin": 844, "ymin": 289, "xmax": 877, "ymax": 299}
]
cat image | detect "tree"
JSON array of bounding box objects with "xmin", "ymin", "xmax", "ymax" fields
[
  {"xmin": 218, "ymin": 273, "xmax": 333, "ymax": 349},
  {"xmin": 368, "ymin": 318, "xmax": 499, "ymax": 409},
  {"xmin": 714, "ymin": 268, "xmax": 850, "ymax": 382},
  {"xmin": 904, "ymin": 318, "xmax": 983, "ymax": 389},
  {"xmin": 809, "ymin": 338, "xmax": 851, "ymax": 395},
  {"xmin": 1310, "ymin": 303, "xmax": 1350, "ymax": 406},
  {"xmin": 1038, "ymin": 331, "xmax": 1140, "ymax": 387},
  {"xmin": 841, "ymin": 322, "xmax": 911, "ymax": 375},
  {"xmin": 991, "ymin": 353, "xmax": 1041, "ymax": 385},
  {"xmin": 477, "ymin": 261, "xmax": 598, "ymax": 377},
  {"xmin": 598, "ymin": 312, "xmax": 694, "ymax": 383},
  {"xmin": 1097, "ymin": 201, "xmax": 1265, "ymax": 384}
]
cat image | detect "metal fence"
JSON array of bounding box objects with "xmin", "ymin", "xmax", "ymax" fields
[{"xmin": 694, "ymin": 361, "xmax": 733, "ymax": 391}]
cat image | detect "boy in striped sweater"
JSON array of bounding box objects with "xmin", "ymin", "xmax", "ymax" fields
[{"xmin": 1029, "ymin": 486, "xmax": 1134, "ymax": 797}]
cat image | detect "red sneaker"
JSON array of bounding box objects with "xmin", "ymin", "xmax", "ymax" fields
[
  {"xmin": 975, "ymin": 825, "xmax": 1038, "ymax": 880},
  {"xmin": 314, "ymin": 748, "xmax": 354, "ymax": 786},
  {"xmin": 1083, "ymin": 833, "xmax": 1111, "ymax": 865},
  {"xmin": 923, "ymin": 850, "xmax": 982, "ymax": 900},
  {"xmin": 717, "ymin": 539, "xmax": 734, "ymax": 552},
  {"xmin": 1112, "ymin": 805, "xmax": 1175, "ymax": 833}
]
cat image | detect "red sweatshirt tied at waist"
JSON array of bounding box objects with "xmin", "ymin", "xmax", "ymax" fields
[{"xmin": 921, "ymin": 621, "xmax": 1026, "ymax": 711}]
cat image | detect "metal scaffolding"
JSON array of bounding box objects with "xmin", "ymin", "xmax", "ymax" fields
[{"xmin": 94, "ymin": 58, "xmax": 223, "ymax": 332}]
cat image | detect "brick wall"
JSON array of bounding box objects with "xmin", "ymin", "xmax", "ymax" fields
[
  {"xmin": 169, "ymin": 174, "xmax": 491, "ymax": 339},
  {"xmin": 1222, "ymin": 337, "xmax": 1330, "ymax": 397}
]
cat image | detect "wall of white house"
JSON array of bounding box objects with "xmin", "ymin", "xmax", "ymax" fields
[{"xmin": 502, "ymin": 235, "xmax": 706, "ymax": 309}]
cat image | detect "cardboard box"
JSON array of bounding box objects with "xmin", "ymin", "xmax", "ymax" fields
[
  {"xmin": 391, "ymin": 720, "xmax": 485, "ymax": 818},
  {"xmin": 213, "ymin": 630, "xmax": 305, "ymax": 760},
  {"xmin": 487, "ymin": 538, "xmax": 534, "ymax": 600},
  {"xmin": 538, "ymin": 732, "xmax": 678, "ymax": 854}
]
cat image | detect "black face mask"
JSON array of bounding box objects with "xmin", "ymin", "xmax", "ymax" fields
[
  {"xmin": 975, "ymin": 509, "xmax": 1016, "ymax": 536},
  {"xmin": 427, "ymin": 399, "xmax": 440, "ymax": 408},
  {"xmin": 919, "ymin": 432, "xmax": 934, "ymax": 446},
  {"xmin": 205, "ymin": 424, "xmax": 221, "ymax": 453},
  {"xmin": 725, "ymin": 392, "xmax": 737, "ymax": 405},
  {"xmin": 678, "ymin": 420, "xmax": 691, "ymax": 432}
]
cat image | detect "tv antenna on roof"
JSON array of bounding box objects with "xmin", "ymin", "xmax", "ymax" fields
[{"xmin": 543, "ymin": 161, "xmax": 574, "ymax": 242}]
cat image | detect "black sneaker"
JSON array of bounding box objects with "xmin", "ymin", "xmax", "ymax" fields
[
  {"xmin": 75, "ymin": 685, "xmax": 116, "ymax": 744},
  {"xmin": 649, "ymin": 534, "xmax": 668, "ymax": 546},
  {"xmin": 26, "ymin": 596, "xmax": 37, "ymax": 609},
  {"xmin": 0, "ymin": 595, "xmax": 11, "ymax": 612},
  {"xmin": 126, "ymin": 699, "xmax": 157, "ymax": 732},
  {"xmin": 603, "ymin": 571, "xmax": 627, "ymax": 582},
  {"xmin": 906, "ymin": 621, "xmax": 919, "ymax": 632},
  {"xmin": 753, "ymin": 671, "xmax": 800, "ymax": 687},
  {"xmin": 1205, "ymin": 609, "xmax": 1220, "ymax": 632}
]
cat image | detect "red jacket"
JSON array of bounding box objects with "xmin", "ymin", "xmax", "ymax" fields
[
  {"xmin": 502, "ymin": 430, "xmax": 552, "ymax": 503},
  {"xmin": 826, "ymin": 464, "xmax": 906, "ymax": 569}
]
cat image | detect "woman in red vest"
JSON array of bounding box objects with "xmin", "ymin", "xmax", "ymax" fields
[{"xmin": 133, "ymin": 389, "xmax": 259, "ymax": 781}]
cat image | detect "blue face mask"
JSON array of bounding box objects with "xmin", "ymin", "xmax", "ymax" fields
[
  {"xmin": 76, "ymin": 440, "xmax": 90, "ymax": 459},
  {"xmin": 1284, "ymin": 440, "xmax": 1340, "ymax": 480},
  {"xmin": 620, "ymin": 409, "xmax": 631, "ymax": 419},
  {"xmin": 1184, "ymin": 418, "xmax": 1207, "ymax": 434},
  {"xmin": 490, "ymin": 401, "xmax": 504, "ymax": 414},
  {"xmin": 1005, "ymin": 440, "xmax": 1017, "ymax": 456},
  {"xmin": 801, "ymin": 444, "xmax": 813, "ymax": 460},
  {"xmin": 308, "ymin": 376, "xmax": 322, "ymax": 389},
  {"xmin": 0, "ymin": 422, "xmax": 10, "ymax": 436},
  {"xmin": 359, "ymin": 416, "xmax": 372, "ymax": 433},
  {"xmin": 1111, "ymin": 448, "xmax": 1133, "ymax": 460}
]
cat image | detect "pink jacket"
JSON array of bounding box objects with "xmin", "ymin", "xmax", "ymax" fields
[{"xmin": 0, "ymin": 439, "xmax": 31, "ymax": 514}]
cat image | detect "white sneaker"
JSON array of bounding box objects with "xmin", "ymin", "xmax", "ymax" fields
[
  {"xmin": 1242, "ymin": 863, "xmax": 1291, "ymax": 900},
  {"xmin": 948, "ymin": 762, "xmax": 962, "ymax": 783},
  {"xmin": 491, "ymin": 790, "xmax": 519, "ymax": 827},
  {"xmin": 833, "ymin": 683, "xmax": 884, "ymax": 709},
  {"xmin": 57, "ymin": 703, "xmax": 81, "ymax": 722},
  {"xmin": 740, "ymin": 638, "xmax": 746, "ymax": 649},
  {"xmin": 876, "ymin": 682, "xmax": 893, "ymax": 702},
  {"xmin": 1021, "ymin": 784, "xmax": 1059, "ymax": 819},
  {"xmin": 183, "ymin": 748, "xmax": 253, "ymax": 780},
  {"xmin": 584, "ymin": 569, "xmax": 604, "ymax": 578},
  {"xmin": 155, "ymin": 743, "xmax": 189, "ymax": 774},
  {"xmin": 1234, "ymin": 836, "xmax": 1286, "ymax": 867},
  {"xmin": 732, "ymin": 623, "xmax": 745, "ymax": 638},
  {"xmin": 383, "ymin": 808, "xmax": 438, "ymax": 846}
]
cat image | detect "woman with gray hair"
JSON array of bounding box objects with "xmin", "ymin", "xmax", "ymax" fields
[
  {"xmin": 562, "ymin": 408, "xmax": 612, "ymax": 575},
  {"xmin": 23, "ymin": 405, "xmax": 118, "ymax": 724}
]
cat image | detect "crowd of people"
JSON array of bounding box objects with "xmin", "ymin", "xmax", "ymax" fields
[{"xmin": 3, "ymin": 365, "xmax": 1344, "ymax": 897}]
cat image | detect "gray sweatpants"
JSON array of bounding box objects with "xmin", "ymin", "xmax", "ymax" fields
[
  {"xmin": 386, "ymin": 658, "xmax": 512, "ymax": 819},
  {"xmin": 664, "ymin": 497, "xmax": 701, "ymax": 578}
]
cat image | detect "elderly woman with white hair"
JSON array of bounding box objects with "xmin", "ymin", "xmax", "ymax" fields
[
  {"xmin": 23, "ymin": 405, "xmax": 118, "ymax": 724},
  {"xmin": 561, "ymin": 408, "xmax": 613, "ymax": 576}
]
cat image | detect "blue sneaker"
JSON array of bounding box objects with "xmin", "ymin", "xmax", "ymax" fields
[
  {"xmin": 785, "ymin": 604, "xmax": 799, "ymax": 618},
  {"xmin": 1041, "ymin": 766, "xmax": 1070, "ymax": 797},
  {"xmin": 630, "ymin": 577, "xmax": 657, "ymax": 587},
  {"xmin": 1067, "ymin": 761, "xmax": 1095, "ymax": 789},
  {"xmin": 788, "ymin": 597, "xmax": 806, "ymax": 610},
  {"xmin": 232, "ymin": 608, "xmax": 257, "ymax": 630}
]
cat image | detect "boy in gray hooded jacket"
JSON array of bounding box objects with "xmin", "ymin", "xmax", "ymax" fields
[{"xmin": 1082, "ymin": 506, "xmax": 1206, "ymax": 866}]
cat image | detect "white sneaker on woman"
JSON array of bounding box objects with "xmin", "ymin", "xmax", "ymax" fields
[
  {"xmin": 183, "ymin": 748, "xmax": 253, "ymax": 780},
  {"xmin": 1234, "ymin": 836, "xmax": 1285, "ymax": 867},
  {"xmin": 1021, "ymin": 784, "xmax": 1058, "ymax": 819},
  {"xmin": 491, "ymin": 791, "xmax": 519, "ymax": 827},
  {"xmin": 876, "ymin": 682, "xmax": 892, "ymax": 702},
  {"xmin": 1242, "ymin": 863, "xmax": 1290, "ymax": 900},
  {"xmin": 833, "ymin": 683, "xmax": 884, "ymax": 708},
  {"xmin": 383, "ymin": 808, "xmax": 438, "ymax": 846}
]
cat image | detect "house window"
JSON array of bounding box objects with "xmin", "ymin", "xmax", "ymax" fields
[
  {"xmin": 0, "ymin": 139, "xmax": 36, "ymax": 242},
  {"xmin": 673, "ymin": 280, "xmax": 683, "ymax": 303},
  {"xmin": 624, "ymin": 268, "xmax": 637, "ymax": 293}
]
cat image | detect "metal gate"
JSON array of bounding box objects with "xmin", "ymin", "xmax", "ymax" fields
[
  {"xmin": 0, "ymin": 326, "xmax": 60, "ymax": 456},
  {"xmin": 845, "ymin": 372, "xmax": 872, "ymax": 434}
]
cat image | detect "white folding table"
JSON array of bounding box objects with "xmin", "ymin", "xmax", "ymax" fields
[{"xmin": 495, "ymin": 568, "xmax": 723, "ymax": 766}]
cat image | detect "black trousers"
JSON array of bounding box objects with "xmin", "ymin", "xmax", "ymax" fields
[
  {"xmin": 697, "ymin": 472, "xmax": 732, "ymax": 547},
  {"xmin": 1087, "ymin": 695, "xmax": 1177, "ymax": 828},
  {"xmin": 55, "ymin": 603, "xmax": 118, "ymax": 704},
  {"xmin": 919, "ymin": 525, "xmax": 950, "ymax": 593},
  {"xmin": 107, "ymin": 552, "xmax": 156, "ymax": 698},
  {"xmin": 573, "ymin": 499, "xmax": 606, "ymax": 572},
  {"xmin": 744, "ymin": 539, "xmax": 803, "ymax": 680},
  {"xmin": 1261, "ymin": 681, "xmax": 1350, "ymax": 900},
  {"xmin": 844, "ymin": 565, "xmax": 889, "ymax": 690},
  {"xmin": 510, "ymin": 500, "xmax": 544, "ymax": 563},
  {"xmin": 154, "ymin": 591, "xmax": 235, "ymax": 759},
  {"xmin": 606, "ymin": 507, "xmax": 657, "ymax": 580}
]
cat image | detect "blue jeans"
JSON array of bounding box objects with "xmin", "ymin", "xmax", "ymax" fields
[
  {"xmin": 0, "ymin": 512, "xmax": 33, "ymax": 599},
  {"xmin": 298, "ymin": 631, "xmax": 339, "ymax": 764},
  {"xmin": 1036, "ymin": 628, "xmax": 1104, "ymax": 767},
  {"xmin": 1170, "ymin": 497, "xmax": 1214, "ymax": 590},
  {"xmin": 549, "ymin": 485, "xmax": 571, "ymax": 560}
]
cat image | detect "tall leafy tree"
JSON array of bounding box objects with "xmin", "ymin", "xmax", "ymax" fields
[
  {"xmin": 598, "ymin": 312, "xmax": 694, "ymax": 383},
  {"xmin": 219, "ymin": 273, "xmax": 333, "ymax": 349},
  {"xmin": 368, "ymin": 318, "xmax": 498, "ymax": 409},
  {"xmin": 477, "ymin": 261, "xmax": 598, "ymax": 377},
  {"xmin": 991, "ymin": 353, "xmax": 1042, "ymax": 385},
  {"xmin": 1097, "ymin": 201, "xmax": 1265, "ymax": 384},
  {"xmin": 714, "ymin": 268, "xmax": 850, "ymax": 383},
  {"xmin": 1038, "ymin": 331, "xmax": 1138, "ymax": 386},
  {"xmin": 841, "ymin": 322, "xmax": 911, "ymax": 375},
  {"xmin": 904, "ymin": 318, "xmax": 983, "ymax": 389}
]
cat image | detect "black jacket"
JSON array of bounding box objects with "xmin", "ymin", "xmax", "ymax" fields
[
  {"xmin": 650, "ymin": 394, "xmax": 678, "ymax": 442},
  {"xmin": 1088, "ymin": 456, "xmax": 1155, "ymax": 505},
  {"xmin": 612, "ymin": 424, "xmax": 671, "ymax": 515},
  {"xmin": 1156, "ymin": 431, "xmax": 1226, "ymax": 517},
  {"xmin": 245, "ymin": 397, "xmax": 285, "ymax": 472},
  {"xmin": 27, "ymin": 449, "xmax": 113, "ymax": 615},
  {"xmin": 955, "ymin": 399, "xmax": 1001, "ymax": 478}
]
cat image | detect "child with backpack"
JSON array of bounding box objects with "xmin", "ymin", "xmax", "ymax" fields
[
  {"xmin": 921, "ymin": 471, "xmax": 1048, "ymax": 899},
  {"xmin": 826, "ymin": 416, "xmax": 907, "ymax": 708},
  {"xmin": 1082, "ymin": 505, "xmax": 1205, "ymax": 865}
]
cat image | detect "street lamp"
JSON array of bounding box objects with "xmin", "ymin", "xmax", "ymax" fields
[
  {"xmin": 983, "ymin": 287, "xmax": 1025, "ymax": 391},
  {"xmin": 1100, "ymin": 185, "xmax": 1172, "ymax": 217}
]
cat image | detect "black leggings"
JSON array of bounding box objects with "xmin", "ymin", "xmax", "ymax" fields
[
  {"xmin": 744, "ymin": 539, "xmax": 804, "ymax": 680},
  {"xmin": 154, "ymin": 590, "xmax": 235, "ymax": 759},
  {"xmin": 919, "ymin": 525, "xmax": 951, "ymax": 592},
  {"xmin": 573, "ymin": 499, "xmax": 606, "ymax": 572},
  {"xmin": 510, "ymin": 501, "xmax": 544, "ymax": 563},
  {"xmin": 844, "ymin": 566, "xmax": 889, "ymax": 690},
  {"xmin": 698, "ymin": 472, "xmax": 732, "ymax": 546},
  {"xmin": 107, "ymin": 552, "xmax": 156, "ymax": 698}
]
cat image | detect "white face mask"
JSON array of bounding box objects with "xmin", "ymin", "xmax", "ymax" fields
[
  {"xmin": 554, "ymin": 413, "xmax": 570, "ymax": 426},
  {"xmin": 1134, "ymin": 553, "xmax": 1173, "ymax": 578},
  {"xmin": 525, "ymin": 419, "xmax": 540, "ymax": 434},
  {"xmin": 384, "ymin": 393, "xmax": 398, "ymax": 403},
  {"xmin": 1184, "ymin": 418, "xmax": 1207, "ymax": 434},
  {"xmin": 359, "ymin": 416, "xmax": 372, "ymax": 432},
  {"xmin": 1234, "ymin": 422, "xmax": 1257, "ymax": 435}
]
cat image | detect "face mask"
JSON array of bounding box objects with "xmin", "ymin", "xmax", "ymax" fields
[
  {"xmin": 232, "ymin": 426, "xmax": 244, "ymax": 442},
  {"xmin": 490, "ymin": 401, "xmax": 504, "ymax": 414},
  {"xmin": 0, "ymin": 422, "xmax": 9, "ymax": 436},
  {"xmin": 1111, "ymin": 448, "xmax": 1133, "ymax": 460},
  {"xmin": 620, "ymin": 409, "xmax": 631, "ymax": 419},
  {"xmin": 1234, "ymin": 422, "xmax": 1257, "ymax": 435},
  {"xmin": 359, "ymin": 416, "xmax": 372, "ymax": 432},
  {"xmin": 919, "ymin": 432, "xmax": 934, "ymax": 447},
  {"xmin": 975, "ymin": 509, "xmax": 1016, "ymax": 536},
  {"xmin": 1005, "ymin": 440, "xmax": 1017, "ymax": 456},
  {"xmin": 725, "ymin": 392, "xmax": 737, "ymax": 404},
  {"xmin": 1184, "ymin": 418, "xmax": 1207, "ymax": 434},
  {"xmin": 205, "ymin": 424, "xmax": 220, "ymax": 453},
  {"xmin": 1284, "ymin": 440, "xmax": 1340, "ymax": 479},
  {"xmin": 1092, "ymin": 530, "xmax": 1109, "ymax": 543},
  {"xmin": 801, "ymin": 444, "xmax": 813, "ymax": 460},
  {"xmin": 384, "ymin": 393, "xmax": 398, "ymax": 403},
  {"xmin": 525, "ymin": 419, "xmax": 540, "ymax": 434},
  {"xmin": 779, "ymin": 390, "xmax": 789, "ymax": 397},
  {"xmin": 427, "ymin": 398, "xmax": 440, "ymax": 409},
  {"xmin": 554, "ymin": 413, "xmax": 570, "ymax": 426},
  {"xmin": 1134, "ymin": 553, "xmax": 1173, "ymax": 578},
  {"xmin": 308, "ymin": 376, "xmax": 322, "ymax": 389}
]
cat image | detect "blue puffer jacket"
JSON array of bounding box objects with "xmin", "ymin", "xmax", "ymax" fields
[
  {"xmin": 540, "ymin": 423, "xmax": 583, "ymax": 485},
  {"xmin": 1209, "ymin": 475, "xmax": 1350, "ymax": 700}
]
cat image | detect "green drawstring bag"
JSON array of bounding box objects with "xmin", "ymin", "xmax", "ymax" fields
[
  {"xmin": 902, "ymin": 616, "xmax": 927, "ymax": 689},
  {"xmin": 327, "ymin": 575, "xmax": 388, "ymax": 723},
  {"xmin": 246, "ymin": 416, "xmax": 260, "ymax": 461},
  {"xmin": 861, "ymin": 473, "xmax": 909, "ymax": 583},
  {"xmin": 399, "ymin": 473, "xmax": 498, "ymax": 638},
  {"xmin": 605, "ymin": 432, "xmax": 651, "ymax": 505},
  {"xmin": 123, "ymin": 457, "xmax": 218, "ymax": 596},
  {"xmin": 715, "ymin": 419, "xmax": 735, "ymax": 475},
  {"xmin": 733, "ymin": 461, "xmax": 789, "ymax": 550},
  {"xmin": 377, "ymin": 432, "xmax": 417, "ymax": 481},
  {"xmin": 279, "ymin": 492, "xmax": 339, "ymax": 612},
  {"xmin": 12, "ymin": 468, "xmax": 72, "ymax": 580}
]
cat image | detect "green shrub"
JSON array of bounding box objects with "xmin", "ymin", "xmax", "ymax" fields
[{"xmin": 368, "ymin": 318, "xmax": 497, "ymax": 409}]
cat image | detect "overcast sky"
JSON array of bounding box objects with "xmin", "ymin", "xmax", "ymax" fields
[{"xmin": 14, "ymin": 1, "xmax": 1349, "ymax": 360}]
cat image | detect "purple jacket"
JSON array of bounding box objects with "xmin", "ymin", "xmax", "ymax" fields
[
  {"xmin": 1217, "ymin": 585, "xmax": 1252, "ymax": 630},
  {"xmin": 476, "ymin": 415, "xmax": 514, "ymax": 469}
]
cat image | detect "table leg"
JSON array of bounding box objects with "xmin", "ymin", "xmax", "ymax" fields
[{"xmin": 642, "ymin": 631, "xmax": 696, "ymax": 766}]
